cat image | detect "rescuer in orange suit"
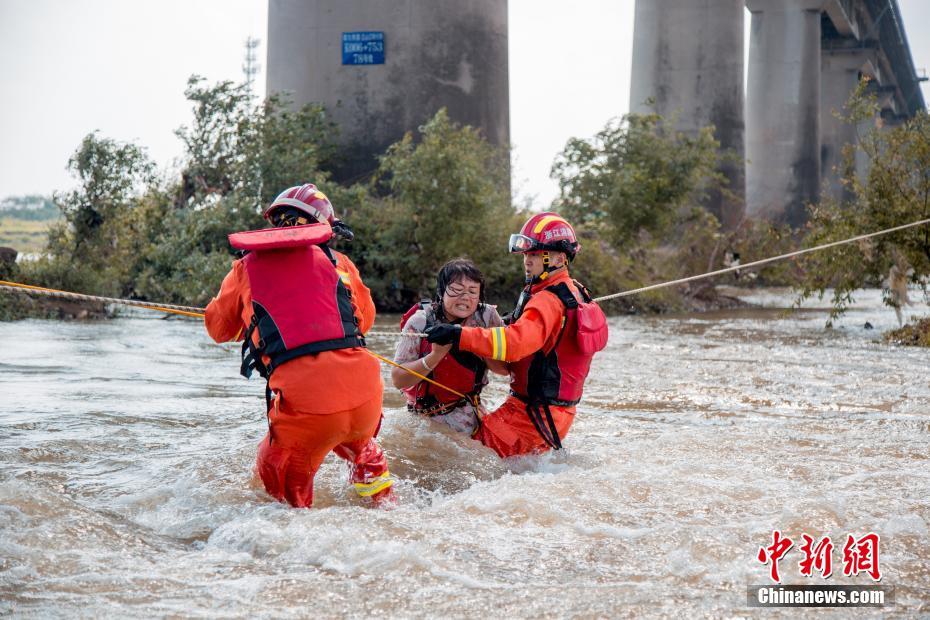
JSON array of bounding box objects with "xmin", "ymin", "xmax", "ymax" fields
[
  {"xmin": 205, "ymin": 183, "xmax": 394, "ymax": 508},
  {"xmin": 425, "ymin": 213, "xmax": 609, "ymax": 458}
]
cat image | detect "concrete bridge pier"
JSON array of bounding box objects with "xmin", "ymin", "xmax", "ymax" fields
[
  {"xmin": 630, "ymin": 0, "xmax": 745, "ymax": 230},
  {"xmin": 746, "ymin": 0, "xmax": 825, "ymax": 226},
  {"xmin": 266, "ymin": 0, "xmax": 509, "ymax": 183},
  {"xmin": 820, "ymin": 48, "xmax": 878, "ymax": 204}
]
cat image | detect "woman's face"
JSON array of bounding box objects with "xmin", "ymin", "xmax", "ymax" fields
[{"xmin": 442, "ymin": 277, "xmax": 481, "ymax": 320}]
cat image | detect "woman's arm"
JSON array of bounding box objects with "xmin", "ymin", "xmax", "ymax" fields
[
  {"xmin": 391, "ymin": 310, "xmax": 451, "ymax": 389},
  {"xmin": 390, "ymin": 343, "xmax": 452, "ymax": 389}
]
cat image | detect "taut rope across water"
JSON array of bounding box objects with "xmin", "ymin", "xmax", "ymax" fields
[{"xmin": 3, "ymin": 216, "xmax": 930, "ymax": 335}]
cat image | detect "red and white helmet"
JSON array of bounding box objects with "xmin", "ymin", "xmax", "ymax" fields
[
  {"xmin": 508, "ymin": 212, "xmax": 579, "ymax": 260},
  {"xmin": 263, "ymin": 183, "xmax": 335, "ymax": 224}
]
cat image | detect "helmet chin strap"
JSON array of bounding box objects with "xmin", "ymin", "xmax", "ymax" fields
[{"xmin": 528, "ymin": 251, "xmax": 566, "ymax": 284}]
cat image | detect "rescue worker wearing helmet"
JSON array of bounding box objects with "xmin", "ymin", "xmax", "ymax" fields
[
  {"xmin": 204, "ymin": 183, "xmax": 394, "ymax": 508},
  {"xmin": 425, "ymin": 213, "xmax": 609, "ymax": 457},
  {"xmin": 391, "ymin": 259, "xmax": 508, "ymax": 435}
]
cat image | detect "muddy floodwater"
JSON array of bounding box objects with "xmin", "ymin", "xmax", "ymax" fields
[{"xmin": 1, "ymin": 288, "xmax": 929, "ymax": 618}]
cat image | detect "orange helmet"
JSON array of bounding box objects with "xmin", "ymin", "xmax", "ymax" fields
[
  {"xmin": 508, "ymin": 212, "xmax": 579, "ymax": 260},
  {"xmin": 263, "ymin": 183, "xmax": 335, "ymax": 224}
]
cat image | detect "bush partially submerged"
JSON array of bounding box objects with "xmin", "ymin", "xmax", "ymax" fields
[
  {"xmin": 884, "ymin": 317, "xmax": 930, "ymax": 347},
  {"xmin": 796, "ymin": 80, "xmax": 930, "ymax": 328}
]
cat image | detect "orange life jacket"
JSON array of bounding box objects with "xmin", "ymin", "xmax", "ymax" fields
[
  {"xmin": 400, "ymin": 302, "xmax": 488, "ymax": 415},
  {"xmin": 229, "ymin": 223, "xmax": 364, "ymax": 380}
]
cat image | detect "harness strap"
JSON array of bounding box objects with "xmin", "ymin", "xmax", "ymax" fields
[
  {"xmin": 265, "ymin": 384, "xmax": 274, "ymax": 444},
  {"xmin": 412, "ymin": 396, "xmax": 472, "ymax": 417},
  {"xmin": 522, "ymin": 400, "xmax": 561, "ymax": 450}
]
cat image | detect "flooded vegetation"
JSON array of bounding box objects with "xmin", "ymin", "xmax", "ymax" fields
[{"xmin": 1, "ymin": 289, "xmax": 929, "ymax": 617}]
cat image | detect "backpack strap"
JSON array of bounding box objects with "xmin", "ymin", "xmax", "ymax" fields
[
  {"xmin": 545, "ymin": 281, "xmax": 579, "ymax": 310},
  {"xmin": 572, "ymin": 279, "xmax": 594, "ymax": 303}
]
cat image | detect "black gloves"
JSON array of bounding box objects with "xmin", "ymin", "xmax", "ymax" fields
[
  {"xmin": 425, "ymin": 323, "xmax": 462, "ymax": 346},
  {"xmin": 332, "ymin": 220, "xmax": 355, "ymax": 241}
]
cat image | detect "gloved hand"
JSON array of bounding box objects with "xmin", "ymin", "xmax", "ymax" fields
[
  {"xmin": 425, "ymin": 323, "xmax": 462, "ymax": 346},
  {"xmin": 332, "ymin": 219, "xmax": 355, "ymax": 241}
]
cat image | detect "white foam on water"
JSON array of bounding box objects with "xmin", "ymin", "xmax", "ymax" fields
[{"xmin": 2, "ymin": 290, "xmax": 930, "ymax": 616}]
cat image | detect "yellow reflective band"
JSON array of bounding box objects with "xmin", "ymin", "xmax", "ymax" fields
[
  {"xmin": 335, "ymin": 269, "xmax": 351, "ymax": 286},
  {"xmin": 491, "ymin": 327, "xmax": 507, "ymax": 361},
  {"xmin": 533, "ymin": 215, "xmax": 567, "ymax": 234},
  {"xmin": 353, "ymin": 471, "xmax": 393, "ymax": 497}
]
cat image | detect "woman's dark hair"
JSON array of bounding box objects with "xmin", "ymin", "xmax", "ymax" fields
[{"xmin": 434, "ymin": 258, "xmax": 486, "ymax": 319}]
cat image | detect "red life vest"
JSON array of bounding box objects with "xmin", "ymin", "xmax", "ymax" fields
[
  {"xmin": 229, "ymin": 223, "xmax": 364, "ymax": 379},
  {"xmin": 400, "ymin": 302, "xmax": 488, "ymax": 415},
  {"xmin": 507, "ymin": 278, "xmax": 608, "ymax": 450},
  {"xmin": 509, "ymin": 279, "xmax": 607, "ymax": 407}
]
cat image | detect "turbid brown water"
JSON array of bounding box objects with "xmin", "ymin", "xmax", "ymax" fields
[{"xmin": 1, "ymin": 288, "xmax": 928, "ymax": 617}]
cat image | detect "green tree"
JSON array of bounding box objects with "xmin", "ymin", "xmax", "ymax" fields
[
  {"xmin": 21, "ymin": 133, "xmax": 155, "ymax": 298},
  {"xmin": 20, "ymin": 76, "xmax": 341, "ymax": 308},
  {"xmin": 550, "ymin": 112, "xmax": 731, "ymax": 312},
  {"xmin": 796, "ymin": 81, "xmax": 930, "ymax": 327},
  {"xmin": 361, "ymin": 108, "xmax": 522, "ymax": 310},
  {"xmin": 552, "ymin": 112, "xmax": 724, "ymax": 246},
  {"xmin": 175, "ymin": 76, "xmax": 337, "ymax": 208},
  {"xmin": 134, "ymin": 77, "xmax": 339, "ymax": 305}
]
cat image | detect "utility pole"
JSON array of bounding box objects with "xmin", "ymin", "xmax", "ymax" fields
[{"xmin": 243, "ymin": 36, "xmax": 261, "ymax": 91}]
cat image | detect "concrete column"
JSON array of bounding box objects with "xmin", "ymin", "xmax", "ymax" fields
[
  {"xmin": 630, "ymin": 0, "xmax": 745, "ymax": 230},
  {"xmin": 820, "ymin": 49, "xmax": 877, "ymax": 204},
  {"xmin": 267, "ymin": 0, "xmax": 509, "ymax": 182},
  {"xmin": 746, "ymin": 0, "xmax": 825, "ymax": 226}
]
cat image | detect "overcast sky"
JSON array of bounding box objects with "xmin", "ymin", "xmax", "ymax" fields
[{"xmin": 0, "ymin": 1, "xmax": 928, "ymax": 209}]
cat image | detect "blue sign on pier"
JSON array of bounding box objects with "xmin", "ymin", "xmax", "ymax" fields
[{"xmin": 342, "ymin": 32, "xmax": 385, "ymax": 65}]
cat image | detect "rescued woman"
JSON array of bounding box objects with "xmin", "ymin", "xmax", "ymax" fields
[{"xmin": 391, "ymin": 259, "xmax": 507, "ymax": 434}]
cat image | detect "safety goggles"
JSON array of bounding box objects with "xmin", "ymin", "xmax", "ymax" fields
[
  {"xmin": 444, "ymin": 285, "xmax": 481, "ymax": 299},
  {"xmin": 508, "ymin": 233, "xmax": 542, "ymax": 254}
]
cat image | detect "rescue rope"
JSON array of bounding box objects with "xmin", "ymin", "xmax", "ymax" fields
[
  {"xmin": 3, "ymin": 217, "xmax": 927, "ymax": 404},
  {"xmin": 0, "ymin": 278, "xmax": 473, "ymax": 398},
  {"xmin": 3, "ymin": 216, "xmax": 929, "ymax": 331},
  {"xmin": 0, "ymin": 280, "xmax": 206, "ymax": 317},
  {"xmin": 591, "ymin": 217, "xmax": 930, "ymax": 303},
  {"xmin": 364, "ymin": 349, "xmax": 477, "ymax": 405}
]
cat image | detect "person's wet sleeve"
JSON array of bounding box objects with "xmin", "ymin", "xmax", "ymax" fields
[
  {"xmin": 337, "ymin": 252, "xmax": 375, "ymax": 334},
  {"xmin": 204, "ymin": 261, "xmax": 246, "ymax": 343},
  {"xmin": 459, "ymin": 295, "xmax": 564, "ymax": 362}
]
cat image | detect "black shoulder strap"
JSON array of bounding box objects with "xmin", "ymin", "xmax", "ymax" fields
[
  {"xmin": 319, "ymin": 243, "xmax": 338, "ymax": 267},
  {"xmin": 572, "ymin": 279, "xmax": 593, "ymax": 303},
  {"xmin": 545, "ymin": 282, "xmax": 579, "ymax": 309}
]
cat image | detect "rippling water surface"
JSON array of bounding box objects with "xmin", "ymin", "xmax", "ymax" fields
[{"xmin": 1, "ymin": 289, "xmax": 929, "ymax": 618}]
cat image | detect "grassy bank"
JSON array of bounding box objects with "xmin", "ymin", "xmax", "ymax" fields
[{"xmin": 0, "ymin": 217, "xmax": 54, "ymax": 254}]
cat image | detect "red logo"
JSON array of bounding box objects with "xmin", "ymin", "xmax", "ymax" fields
[
  {"xmin": 757, "ymin": 531, "xmax": 881, "ymax": 583},
  {"xmin": 799, "ymin": 534, "xmax": 834, "ymax": 578},
  {"xmin": 757, "ymin": 530, "xmax": 794, "ymax": 583},
  {"xmin": 842, "ymin": 533, "xmax": 882, "ymax": 581}
]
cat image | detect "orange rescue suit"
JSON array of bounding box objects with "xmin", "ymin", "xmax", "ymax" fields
[
  {"xmin": 458, "ymin": 269, "xmax": 583, "ymax": 457},
  {"xmin": 205, "ymin": 249, "xmax": 391, "ymax": 508}
]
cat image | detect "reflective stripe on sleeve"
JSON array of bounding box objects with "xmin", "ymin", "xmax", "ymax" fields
[
  {"xmin": 352, "ymin": 471, "xmax": 393, "ymax": 497},
  {"xmin": 490, "ymin": 327, "xmax": 507, "ymax": 361}
]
